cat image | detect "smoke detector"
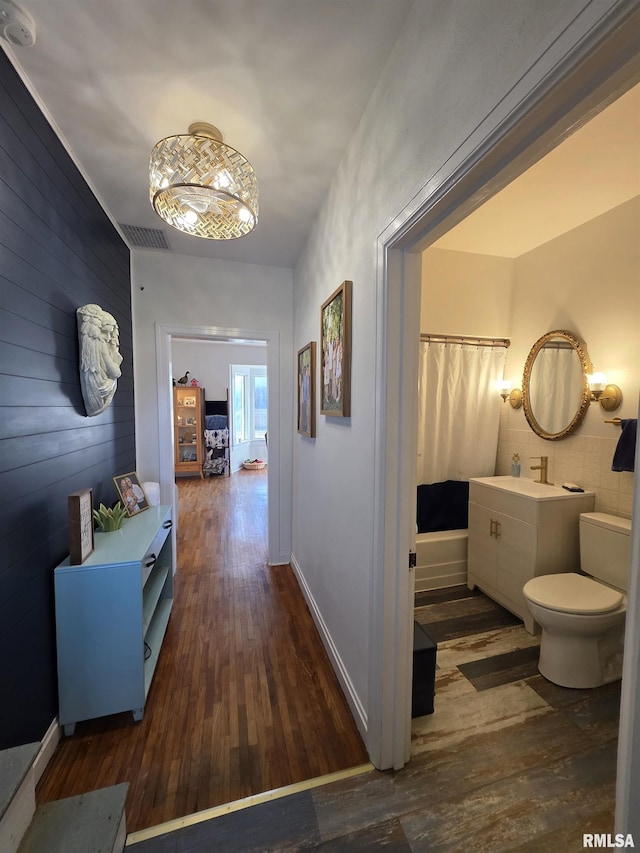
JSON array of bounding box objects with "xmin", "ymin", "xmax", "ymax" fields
[{"xmin": 0, "ymin": 0, "xmax": 36, "ymax": 47}]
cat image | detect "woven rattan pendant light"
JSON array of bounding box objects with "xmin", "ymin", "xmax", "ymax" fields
[{"xmin": 149, "ymin": 122, "xmax": 258, "ymax": 239}]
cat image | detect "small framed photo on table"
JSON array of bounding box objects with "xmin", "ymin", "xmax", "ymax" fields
[
  {"xmin": 113, "ymin": 471, "xmax": 149, "ymax": 517},
  {"xmin": 68, "ymin": 488, "xmax": 95, "ymax": 565}
]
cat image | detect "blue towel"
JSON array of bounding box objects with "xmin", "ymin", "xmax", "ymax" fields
[{"xmin": 612, "ymin": 418, "xmax": 637, "ymax": 472}]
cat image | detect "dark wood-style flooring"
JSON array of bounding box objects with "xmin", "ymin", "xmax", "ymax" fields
[
  {"xmin": 36, "ymin": 470, "xmax": 368, "ymax": 833},
  {"xmin": 130, "ymin": 585, "xmax": 620, "ymax": 851}
]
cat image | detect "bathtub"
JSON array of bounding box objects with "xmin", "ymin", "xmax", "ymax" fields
[{"xmin": 414, "ymin": 529, "xmax": 468, "ymax": 591}]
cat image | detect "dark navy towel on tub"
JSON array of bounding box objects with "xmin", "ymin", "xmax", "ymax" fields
[{"xmin": 417, "ymin": 480, "xmax": 469, "ymax": 534}]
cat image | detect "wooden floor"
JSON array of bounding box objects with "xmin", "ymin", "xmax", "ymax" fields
[
  {"xmin": 36, "ymin": 470, "xmax": 367, "ymax": 833},
  {"xmin": 131, "ymin": 586, "xmax": 620, "ymax": 851}
]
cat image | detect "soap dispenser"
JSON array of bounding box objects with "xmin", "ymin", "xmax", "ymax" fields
[{"xmin": 511, "ymin": 453, "xmax": 521, "ymax": 477}]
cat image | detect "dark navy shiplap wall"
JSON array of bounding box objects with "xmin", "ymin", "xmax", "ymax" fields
[{"xmin": 0, "ymin": 49, "xmax": 134, "ymax": 748}]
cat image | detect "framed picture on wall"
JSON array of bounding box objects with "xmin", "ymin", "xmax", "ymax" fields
[
  {"xmin": 297, "ymin": 341, "xmax": 316, "ymax": 437},
  {"xmin": 320, "ymin": 280, "xmax": 352, "ymax": 417},
  {"xmin": 113, "ymin": 471, "xmax": 149, "ymax": 516}
]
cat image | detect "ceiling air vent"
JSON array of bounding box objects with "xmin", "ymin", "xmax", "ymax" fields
[{"xmin": 119, "ymin": 224, "xmax": 170, "ymax": 250}]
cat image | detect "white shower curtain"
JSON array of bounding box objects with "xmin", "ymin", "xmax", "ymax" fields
[{"xmin": 417, "ymin": 341, "xmax": 506, "ymax": 484}]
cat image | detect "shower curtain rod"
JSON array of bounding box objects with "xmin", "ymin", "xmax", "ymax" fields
[{"xmin": 420, "ymin": 333, "xmax": 510, "ymax": 348}]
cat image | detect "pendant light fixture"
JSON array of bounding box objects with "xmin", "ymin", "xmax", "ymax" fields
[{"xmin": 149, "ymin": 122, "xmax": 258, "ymax": 239}]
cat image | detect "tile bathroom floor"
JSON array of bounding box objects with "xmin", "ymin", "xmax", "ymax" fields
[{"xmin": 130, "ymin": 585, "xmax": 620, "ymax": 851}]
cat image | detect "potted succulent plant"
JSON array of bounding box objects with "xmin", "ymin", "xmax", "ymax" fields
[{"xmin": 92, "ymin": 501, "xmax": 127, "ymax": 532}]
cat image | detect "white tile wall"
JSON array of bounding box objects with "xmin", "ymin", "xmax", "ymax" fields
[{"xmin": 496, "ymin": 413, "xmax": 635, "ymax": 519}]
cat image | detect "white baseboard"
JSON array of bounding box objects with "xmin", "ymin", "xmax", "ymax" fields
[
  {"xmin": 290, "ymin": 553, "xmax": 368, "ymax": 741},
  {"xmin": 32, "ymin": 717, "xmax": 61, "ymax": 785}
]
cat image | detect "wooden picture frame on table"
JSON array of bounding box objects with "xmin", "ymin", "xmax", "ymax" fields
[
  {"xmin": 68, "ymin": 488, "xmax": 94, "ymax": 565},
  {"xmin": 297, "ymin": 341, "xmax": 316, "ymax": 437},
  {"xmin": 113, "ymin": 471, "xmax": 149, "ymax": 517},
  {"xmin": 320, "ymin": 280, "xmax": 352, "ymax": 417}
]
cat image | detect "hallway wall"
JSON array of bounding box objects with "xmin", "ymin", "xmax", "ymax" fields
[
  {"xmin": 170, "ymin": 339, "xmax": 266, "ymax": 403},
  {"xmin": 290, "ymin": 0, "xmax": 626, "ymax": 738},
  {"xmin": 0, "ymin": 49, "xmax": 133, "ymax": 747}
]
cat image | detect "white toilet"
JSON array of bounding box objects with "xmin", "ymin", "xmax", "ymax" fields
[{"xmin": 523, "ymin": 512, "xmax": 632, "ymax": 689}]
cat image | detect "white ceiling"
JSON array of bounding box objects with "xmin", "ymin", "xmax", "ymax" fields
[
  {"xmin": 3, "ymin": 2, "xmax": 639, "ymax": 269},
  {"xmin": 433, "ymin": 82, "xmax": 640, "ymax": 258},
  {"xmin": 3, "ymin": 0, "xmax": 413, "ymax": 268}
]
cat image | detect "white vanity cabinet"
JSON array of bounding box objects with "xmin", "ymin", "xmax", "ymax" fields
[
  {"xmin": 54, "ymin": 505, "xmax": 174, "ymax": 735},
  {"xmin": 467, "ymin": 477, "xmax": 594, "ymax": 633}
]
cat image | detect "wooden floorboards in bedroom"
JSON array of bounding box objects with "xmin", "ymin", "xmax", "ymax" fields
[{"xmin": 35, "ymin": 470, "xmax": 368, "ymax": 833}]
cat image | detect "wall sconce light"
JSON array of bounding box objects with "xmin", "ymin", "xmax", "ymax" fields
[
  {"xmin": 498, "ymin": 380, "xmax": 523, "ymax": 409},
  {"xmin": 587, "ymin": 373, "xmax": 623, "ymax": 411}
]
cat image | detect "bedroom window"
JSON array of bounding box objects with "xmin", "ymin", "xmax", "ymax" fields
[{"xmin": 230, "ymin": 364, "xmax": 267, "ymax": 445}]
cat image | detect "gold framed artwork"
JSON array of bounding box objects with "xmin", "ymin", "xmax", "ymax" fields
[
  {"xmin": 297, "ymin": 341, "xmax": 316, "ymax": 437},
  {"xmin": 68, "ymin": 488, "xmax": 95, "ymax": 565},
  {"xmin": 113, "ymin": 471, "xmax": 149, "ymax": 517},
  {"xmin": 320, "ymin": 280, "xmax": 352, "ymax": 417}
]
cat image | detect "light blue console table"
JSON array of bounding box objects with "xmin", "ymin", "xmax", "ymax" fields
[{"xmin": 54, "ymin": 505, "xmax": 174, "ymax": 735}]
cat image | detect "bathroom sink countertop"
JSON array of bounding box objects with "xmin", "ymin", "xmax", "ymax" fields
[{"xmin": 470, "ymin": 476, "xmax": 595, "ymax": 500}]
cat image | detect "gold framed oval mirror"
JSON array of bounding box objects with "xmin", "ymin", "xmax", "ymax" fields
[{"xmin": 522, "ymin": 330, "xmax": 592, "ymax": 440}]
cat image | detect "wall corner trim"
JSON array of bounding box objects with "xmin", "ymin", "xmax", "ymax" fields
[{"xmin": 32, "ymin": 717, "xmax": 61, "ymax": 785}]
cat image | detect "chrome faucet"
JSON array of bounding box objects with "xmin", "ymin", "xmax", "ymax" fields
[{"xmin": 530, "ymin": 456, "xmax": 552, "ymax": 485}]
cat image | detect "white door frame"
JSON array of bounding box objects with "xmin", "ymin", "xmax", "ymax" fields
[
  {"xmin": 369, "ymin": 0, "xmax": 640, "ymax": 778},
  {"xmin": 155, "ymin": 323, "xmax": 281, "ymax": 567}
]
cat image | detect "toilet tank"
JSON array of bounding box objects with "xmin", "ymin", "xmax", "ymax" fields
[{"xmin": 580, "ymin": 512, "xmax": 632, "ymax": 590}]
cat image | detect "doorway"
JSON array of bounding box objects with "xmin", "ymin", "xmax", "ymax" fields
[
  {"xmin": 155, "ymin": 323, "xmax": 284, "ymax": 567},
  {"xmin": 371, "ymin": 6, "xmax": 640, "ymax": 817},
  {"xmin": 170, "ymin": 337, "xmax": 269, "ymax": 476}
]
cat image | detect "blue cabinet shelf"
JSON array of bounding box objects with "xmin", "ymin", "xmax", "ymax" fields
[{"xmin": 54, "ymin": 505, "xmax": 174, "ymax": 735}]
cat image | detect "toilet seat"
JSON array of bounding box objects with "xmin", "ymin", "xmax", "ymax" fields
[{"xmin": 524, "ymin": 573, "xmax": 623, "ymax": 615}]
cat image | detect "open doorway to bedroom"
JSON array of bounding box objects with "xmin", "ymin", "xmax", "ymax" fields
[
  {"xmin": 154, "ymin": 322, "xmax": 284, "ymax": 568},
  {"xmin": 171, "ymin": 337, "xmax": 269, "ymax": 478},
  {"xmin": 169, "ymin": 336, "xmax": 270, "ymax": 575}
]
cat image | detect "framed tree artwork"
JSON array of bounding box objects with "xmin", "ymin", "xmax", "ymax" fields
[
  {"xmin": 320, "ymin": 280, "xmax": 352, "ymax": 417},
  {"xmin": 297, "ymin": 341, "xmax": 316, "ymax": 437}
]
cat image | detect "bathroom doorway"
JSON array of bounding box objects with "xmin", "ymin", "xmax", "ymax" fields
[{"xmin": 370, "ymin": 13, "xmax": 640, "ymax": 818}]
